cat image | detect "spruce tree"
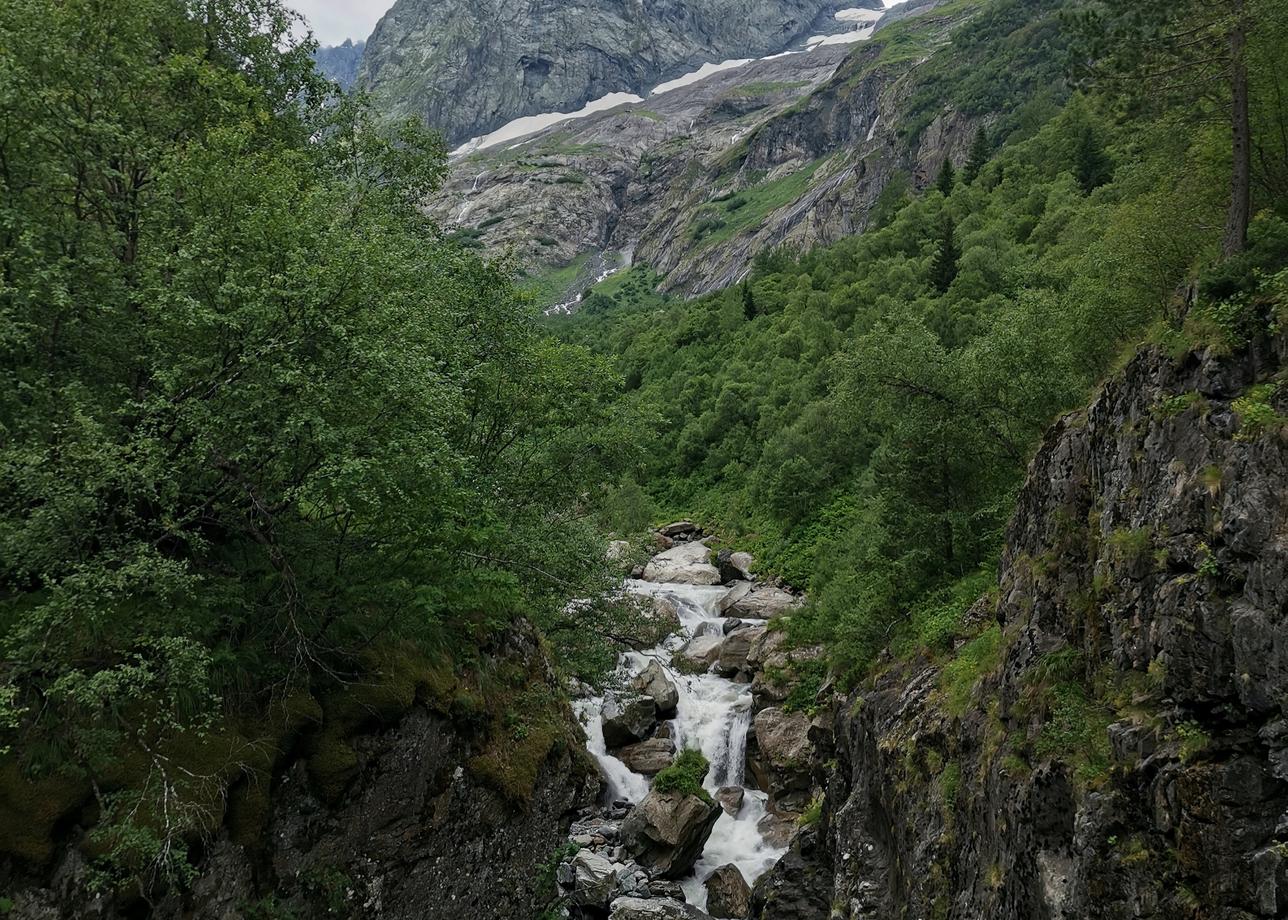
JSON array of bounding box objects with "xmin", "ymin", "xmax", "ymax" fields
[
  {"xmin": 1073, "ymin": 123, "xmax": 1113, "ymax": 193},
  {"xmin": 963, "ymin": 128, "xmax": 990, "ymax": 184},
  {"xmin": 935, "ymin": 157, "xmax": 956, "ymax": 196},
  {"xmin": 742, "ymin": 282, "xmax": 757, "ymax": 320},
  {"xmin": 930, "ymin": 212, "xmax": 960, "ymax": 292}
]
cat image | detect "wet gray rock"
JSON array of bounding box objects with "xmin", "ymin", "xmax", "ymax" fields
[
  {"xmin": 644, "ymin": 541, "xmax": 722, "ymax": 585},
  {"xmin": 705, "ymin": 863, "xmax": 752, "ymax": 918},
  {"xmin": 618, "ymin": 738, "xmax": 678, "ymax": 776},
  {"xmin": 717, "ymin": 626, "xmax": 768, "ymax": 678},
  {"xmin": 602, "ymin": 694, "xmax": 660, "ymax": 749},
  {"xmin": 621, "ymin": 789, "xmax": 722, "ymax": 878},
  {"xmin": 726, "ymin": 584, "xmax": 801, "ymax": 620},
  {"xmin": 677, "ymin": 634, "xmax": 723, "ymax": 672},
  {"xmin": 633, "ymin": 660, "xmax": 681, "ymax": 717},
  {"xmin": 717, "ymin": 786, "xmax": 746, "ymax": 816}
]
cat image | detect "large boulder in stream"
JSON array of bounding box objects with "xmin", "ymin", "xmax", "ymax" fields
[
  {"xmin": 716, "ymin": 625, "xmax": 766, "ymax": 678},
  {"xmin": 602, "ymin": 694, "xmax": 658, "ymax": 749},
  {"xmin": 617, "ymin": 737, "xmax": 676, "ymax": 775},
  {"xmin": 705, "ymin": 863, "xmax": 752, "ymax": 918},
  {"xmin": 643, "ymin": 540, "xmax": 721, "ymax": 585},
  {"xmin": 632, "ymin": 660, "xmax": 680, "ymax": 716},
  {"xmin": 620, "ymin": 789, "xmax": 721, "ymax": 878},
  {"xmin": 746, "ymin": 707, "xmax": 815, "ymax": 812},
  {"xmin": 675, "ymin": 634, "xmax": 722, "ymax": 672},
  {"xmin": 725, "ymin": 584, "xmax": 801, "ymax": 619}
]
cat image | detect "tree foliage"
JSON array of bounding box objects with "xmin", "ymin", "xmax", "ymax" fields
[{"xmin": 0, "ymin": 0, "xmax": 637, "ymax": 868}]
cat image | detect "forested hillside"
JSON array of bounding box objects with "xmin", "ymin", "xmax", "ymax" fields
[
  {"xmin": 3, "ymin": 0, "xmax": 1288, "ymax": 916},
  {"xmin": 0, "ymin": 0, "xmax": 642, "ymax": 902},
  {"xmin": 562, "ymin": 0, "xmax": 1288, "ymax": 683}
]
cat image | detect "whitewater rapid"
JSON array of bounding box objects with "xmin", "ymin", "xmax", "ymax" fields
[{"xmin": 576, "ymin": 579, "xmax": 788, "ymax": 911}]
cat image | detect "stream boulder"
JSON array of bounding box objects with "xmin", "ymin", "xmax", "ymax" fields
[
  {"xmin": 570, "ymin": 848, "xmax": 621, "ymax": 909},
  {"xmin": 676, "ymin": 634, "xmax": 722, "ymax": 672},
  {"xmin": 716, "ymin": 626, "xmax": 767, "ymax": 678},
  {"xmin": 643, "ymin": 541, "xmax": 721, "ymax": 585},
  {"xmin": 620, "ymin": 789, "xmax": 721, "ymax": 878},
  {"xmin": 726, "ymin": 584, "xmax": 800, "ymax": 619},
  {"xmin": 705, "ymin": 863, "xmax": 752, "ymax": 918},
  {"xmin": 632, "ymin": 660, "xmax": 680, "ymax": 716},
  {"xmin": 746, "ymin": 707, "xmax": 814, "ymax": 812},
  {"xmin": 602, "ymin": 694, "xmax": 658, "ymax": 749},
  {"xmin": 617, "ymin": 738, "xmax": 677, "ymax": 775},
  {"xmin": 717, "ymin": 786, "xmax": 746, "ymax": 816}
]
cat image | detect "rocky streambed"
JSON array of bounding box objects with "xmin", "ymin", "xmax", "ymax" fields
[{"xmin": 554, "ymin": 524, "xmax": 825, "ymax": 919}]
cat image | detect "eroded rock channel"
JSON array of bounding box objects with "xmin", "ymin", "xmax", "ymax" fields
[{"xmin": 557, "ymin": 524, "xmax": 821, "ymax": 919}]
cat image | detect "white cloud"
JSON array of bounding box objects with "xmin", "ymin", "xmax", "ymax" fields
[{"xmin": 288, "ymin": 0, "xmax": 392, "ymax": 46}]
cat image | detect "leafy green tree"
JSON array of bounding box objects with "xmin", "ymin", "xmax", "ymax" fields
[{"xmin": 0, "ymin": 0, "xmax": 634, "ymax": 880}]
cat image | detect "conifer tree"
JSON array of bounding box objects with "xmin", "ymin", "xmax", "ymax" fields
[
  {"xmin": 935, "ymin": 157, "xmax": 956, "ymax": 196},
  {"xmin": 1070, "ymin": 0, "xmax": 1256, "ymax": 256},
  {"xmin": 930, "ymin": 212, "xmax": 960, "ymax": 292},
  {"xmin": 1073, "ymin": 122, "xmax": 1113, "ymax": 193},
  {"xmin": 742, "ymin": 282, "xmax": 757, "ymax": 320},
  {"xmin": 963, "ymin": 128, "xmax": 990, "ymax": 184}
]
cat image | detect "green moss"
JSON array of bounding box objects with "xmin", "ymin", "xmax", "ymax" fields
[
  {"xmin": 0, "ymin": 758, "xmax": 91, "ymax": 865},
  {"xmin": 797, "ymin": 791, "xmax": 824, "ymax": 827},
  {"xmin": 938, "ymin": 626, "xmax": 1003, "ymax": 716},
  {"xmin": 652, "ymin": 749, "xmax": 712, "ymax": 803},
  {"xmin": 688, "ymin": 159, "xmax": 828, "ymax": 250}
]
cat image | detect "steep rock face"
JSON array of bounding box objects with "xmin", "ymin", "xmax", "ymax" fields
[
  {"xmin": 359, "ymin": 0, "xmax": 873, "ymax": 148},
  {"xmin": 426, "ymin": 0, "xmax": 983, "ymax": 304},
  {"xmin": 5, "ymin": 625, "xmax": 598, "ymax": 920},
  {"xmin": 767, "ymin": 333, "xmax": 1288, "ymax": 919}
]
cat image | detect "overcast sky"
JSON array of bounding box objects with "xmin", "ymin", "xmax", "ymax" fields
[
  {"xmin": 289, "ymin": 1, "xmax": 391, "ymax": 46},
  {"xmin": 290, "ymin": 0, "xmax": 905, "ymax": 48}
]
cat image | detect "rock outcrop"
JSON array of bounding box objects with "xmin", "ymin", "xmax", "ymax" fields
[
  {"xmin": 360, "ymin": 0, "xmax": 876, "ymax": 147},
  {"xmin": 757, "ymin": 334, "xmax": 1288, "ymax": 918},
  {"xmin": 705, "ymin": 863, "xmax": 753, "ymax": 918},
  {"xmin": 4, "ymin": 625, "xmax": 597, "ymax": 920},
  {"xmin": 621, "ymin": 789, "xmax": 722, "ymax": 878},
  {"xmin": 644, "ymin": 541, "xmax": 722, "ymax": 585}
]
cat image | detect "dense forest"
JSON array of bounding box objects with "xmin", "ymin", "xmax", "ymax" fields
[
  {"xmin": 562, "ymin": 0, "xmax": 1288, "ymax": 684},
  {"xmin": 2, "ymin": 0, "xmax": 1288, "ymax": 913}
]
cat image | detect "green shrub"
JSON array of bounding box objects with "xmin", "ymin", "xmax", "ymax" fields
[{"xmin": 652, "ymin": 749, "xmax": 712, "ymax": 803}]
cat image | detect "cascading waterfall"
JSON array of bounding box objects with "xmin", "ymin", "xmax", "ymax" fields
[{"xmin": 577, "ymin": 577, "xmax": 790, "ymax": 911}]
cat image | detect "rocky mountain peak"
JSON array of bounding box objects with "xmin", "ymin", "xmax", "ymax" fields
[{"xmin": 358, "ymin": 0, "xmax": 881, "ymax": 147}]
